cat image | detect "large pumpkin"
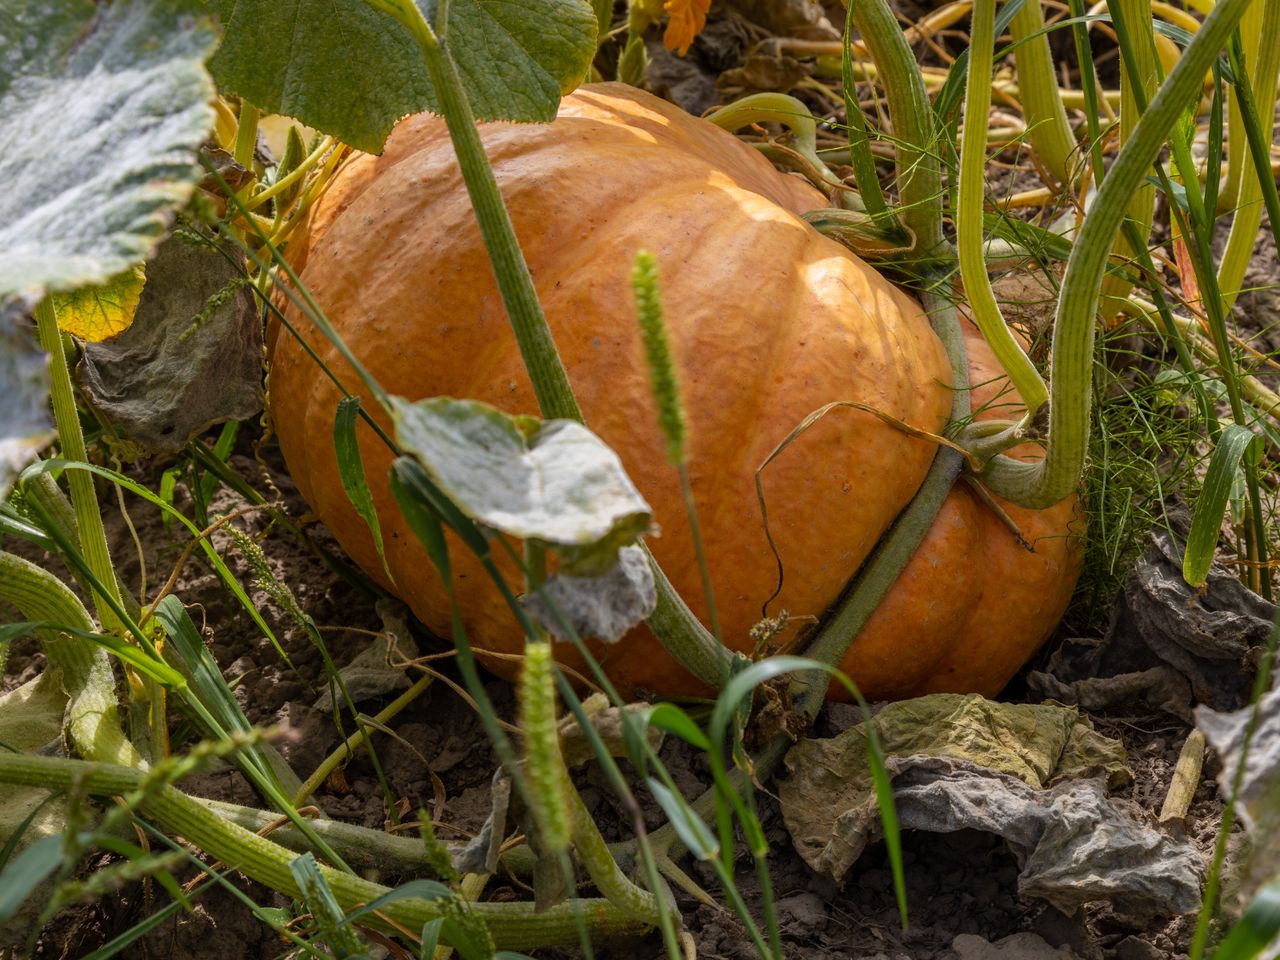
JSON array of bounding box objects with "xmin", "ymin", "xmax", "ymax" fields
[{"xmin": 269, "ymin": 83, "xmax": 1081, "ymax": 701}]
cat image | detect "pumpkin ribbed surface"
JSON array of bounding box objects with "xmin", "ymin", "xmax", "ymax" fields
[{"xmin": 269, "ymin": 82, "xmax": 1081, "ymax": 701}]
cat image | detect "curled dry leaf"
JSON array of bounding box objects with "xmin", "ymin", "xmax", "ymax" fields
[
  {"xmin": 556, "ymin": 693, "xmax": 666, "ymax": 767},
  {"xmin": 780, "ymin": 694, "xmax": 1199, "ymax": 916},
  {"xmin": 1197, "ymin": 683, "xmax": 1280, "ymax": 894},
  {"xmin": 663, "ymin": 0, "xmax": 712, "ymax": 54},
  {"xmin": 313, "ymin": 600, "xmax": 421, "ymax": 710},
  {"xmin": 76, "ymin": 232, "xmax": 263, "ymax": 457},
  {"xmin": 1030, "ymin": 529, "xmax": 1273, "ymax": 719}
]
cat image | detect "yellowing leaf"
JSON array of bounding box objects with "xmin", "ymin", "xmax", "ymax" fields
[
  {"xmin": 662, "ymin": 0, "xmax": 710, "ymax": 55},
  {"xmin": 53, "ymin": 265, "xmax": 146, "ymax": 342}
]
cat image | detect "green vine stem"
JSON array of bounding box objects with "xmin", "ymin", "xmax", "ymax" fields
[
  {"xmin": 569, "ymin": 780, "xmax": 660, "ymax": 922},
  {"xmin": 23, "ymin": 469, "xmax": 96, "ymax": 601},
  {"xmin": 1098, "ymin": 0, "xmax": 1157, "ymax": 319},
  {"xmin": 522, "ymin": 642, "xmax": 659, "ymax": 922},
  {"xmin": 844, "ymin": 0, "xmax": 945, "ymax": 255},
  {"xmin": 358, "ymin": 0, "xmax": 732, "ymax": 692},
  {"xmin": 796, "ymin": 284, "xmax": 968, "ymax": 713},
  {"xmin": 956, "ymin": 0, "xmax": 1050, "ymax": 418},
  {"xmin": 976, "ymin": 0, "xmax": 1254, "ymax": 508},
  {"xmin": 1009, "ymin": 0, "xmax": 1078, "ymax": 185},
  {"xmin": 0, "ymin": 753, "xmax": 651, "ymax": 951},
  {"xmin": 706, "ymin": 93, "xmax": 848, "ymax": 195},
  {"xmin": 0, "ymin": 550, "xmax": 143, "ymax": 770},
  {"xmin": 233, "ymin": 102, "xmax": 261, "ymax": 170},
  {"xmin": 841, "ymin": 0, "xmax": 892, "ymax": 218},
  {"xmin": 33, "ymin": 298, "xmax": 125, "ymax": 633},
  {"xmin": 1219, "ymin": 0, "xmax": 1263, "ymax": 213},
  {"xmin": 1217, "ymin": 0, "xmax": 1280, "ymax": 306},
  {"xmin": 15, "ymin": 463, "xmax": 354, "ymax": 870},
  {"xmin": 195, "ymin": 796, "xmax": 444, "ymax": 876}
]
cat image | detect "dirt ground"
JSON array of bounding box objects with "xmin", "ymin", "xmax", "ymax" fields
[{"xmin": 0, "ymin": 433, "xmax": 1244, "ymax": 960}]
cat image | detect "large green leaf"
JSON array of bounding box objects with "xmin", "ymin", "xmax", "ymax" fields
[
  {"xmin": 0, "ymin": 0, "xmax": 218, "ymax": 307},
  {"xmin": 0, "ymin": 0, "xmax": 217, "ymax": 494},
  {"xmin": 208, "ymin": 0, "xmax": 597, "ymax": 153},
  {"xmin": 392, "ymin": 397, "xmax": 652, "ymax": 574}
]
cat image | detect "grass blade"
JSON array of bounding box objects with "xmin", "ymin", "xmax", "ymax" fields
[
  {"xmin": 334, "ymin": 396, "xmax": 393, "ymax": 582},
  {"xmin": 1211, "ymin": 873, "xmax": 1280, "ymax": 959},
  {"xmin": 0, "ymin": 834, "xmax": 64, "ymax": 926},
  {"xmin": 1184, "ymin": 424, "xmax": 1256, "ymax": 587}
]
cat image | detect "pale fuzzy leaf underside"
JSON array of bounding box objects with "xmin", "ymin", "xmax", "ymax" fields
[
  {"xmin": 392, "ymin": 397, "xmax": 653, "ymax": 574},
  {"xmin": 522, "ymin": 544, "xmax": 657, "ymax": 644},
  {"xmin": 0, "ymin": 0, "xmax": 217, "ymax": 305}
]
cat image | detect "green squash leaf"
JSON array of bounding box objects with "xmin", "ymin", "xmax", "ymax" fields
[
  {"xmin": 0, "ymin": 0, "xmax": 217, "ymax": 308},
  {"xmin": 208, "ymin": 0, "xmax": 598, "ymax": 154}
]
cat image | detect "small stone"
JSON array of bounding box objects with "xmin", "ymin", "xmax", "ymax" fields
[
  {"xmin": 952, "ymin": 932, "xmax": 1079, "ymax": 959},
  {"xmin": 777, "ymin": 892, "xmax": 827, "ymax": 930},
  {"xmin": 1115, "ymin": 936, "xmax": 1167, "ymax": 960}
]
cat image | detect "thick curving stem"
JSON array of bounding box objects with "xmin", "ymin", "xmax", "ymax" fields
[
  {"xmin": 844, "ymin": 0, "xmax": 945, "ymax": 254},
  {"xmin": 796, "ymin": 284, "xmax": 968, "ymax": 713},
  {"xmin": 706, "ymin": 92, "xmax": 849, "ymax": 195},
  {"xmin": 0, "ymin": 551, "xmax": 144, "ymax": 771},
  {"xmin": 957, "ymin": 0, "xmax": 1050, "ymax": 417},
  {"xmin": 1217, "ymin": 0, "xmax": 1280, "ymax": 307},
  {"xmin": 33, "ymin": 298, "xmax": 126, "ymax": 633},
  {"xmin": 1010, "ymin": 0, "xmax": 1079, "ymax": 185},
  {"xmin": 977, "ymin": 0, "xmax": 1256, "ymax": 509},
  {"xmin": 0, "ymin": 753, "xmax": 650, "ymax": 950}
]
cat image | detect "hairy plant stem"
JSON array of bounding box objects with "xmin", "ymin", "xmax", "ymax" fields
[
  {"xmin": 844, "ymin": 0, "xmax": 944, "ymax": 255},
  {"xmin": 1217, "ymin": 0, "xmax": 1280, "ymax": 306},
  {"xmin": 706, "ymin": 92, "xmax": 847, "ymax": 195},
  {"xmin": 795, "ymin": 284, "xmax": 968, "ymax": 713},
  {"xmin": 840, "ymin": 0, "xmax": 891, "ymax": 218},
  {"xmin": 1098, "ymin": 0, "xmax": 1157, "ymax": 319},
  {"xmin": 569, "ymin": 784, "xmax": 660, "ymax": 922},
  {"xmin": 0, "ymin": 550, "xmax": 142, "ymax": 770},
  {"xmin": 33, "ymin": 298, "xmax": 125, "ymax": 634},
  {"xmin": 957, "ymin": 0, "xmax": 1049, "ymax": 417},
  {"xmin": 23, "ymin": 470, "xmax": 95, "ymax": 600},
  {"xmin": 15, "ymin": 483, "xmax": 355, "ymax": 870},
  {"xmin": 233, "ymin": 102, "xmax": 260, "ymax": 170},
  {"xmin": 977, "ymin": 0, "xmax": 1255, "ymax": 508},
  {"xmin": 1009, "ymin": 0, "xmax": 1078, "ymax": 185},
  {"xmin": 0, "ymin": 753, "xmax": 650, "ymax": 949},
  {"xmin": 368, "ymin": 0, "xmax": 732, "ymax": 693}
]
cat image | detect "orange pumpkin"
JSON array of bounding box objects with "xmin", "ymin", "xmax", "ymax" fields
[{"xmin": 268, "ymin": 83, "xmax": 1081, "ymax": 701}]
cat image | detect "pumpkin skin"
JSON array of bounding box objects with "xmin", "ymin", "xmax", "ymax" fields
[{"xmin": 268, "ymin": 82, "xmax": 1081, "ymax": 701}]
